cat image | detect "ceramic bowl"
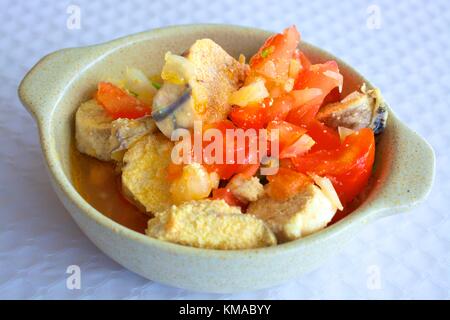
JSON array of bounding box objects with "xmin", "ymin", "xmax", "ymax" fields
[{"xmin": 18, "ymin": 24, "xmax": 435, "ymax": 293}]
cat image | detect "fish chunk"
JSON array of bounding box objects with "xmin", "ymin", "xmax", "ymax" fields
[
  {"xmin": 227, "ymin": 175, "xmax": 265, "ymax": 203},
  {"xmin": 152, "ymin": 39, "xmax": 247, "ymax": 137},
  {"xmin": 121, "ymin": 133, "xmax": 174, "ymax": 213},
  {"xmin": 109, "ymin": 116, "xmax": 157, "ymax": 161},
  {"xmin": 75, "ymin": 99, "xmax": 158, "ymax": 161},
  {"xmin": 75, "ymin": 99, "xmax": 113, "ymax": 161},
  {"xmin": 146, "ymin": 200, "xmax": 277, "ymax": 250},
  {"xmin": 317, "ymin": 86, "xmax": 388, "ymax": 134},
  {"xmin": 247, "ymin": 184, "xmax": 336, "ymax": 242}
]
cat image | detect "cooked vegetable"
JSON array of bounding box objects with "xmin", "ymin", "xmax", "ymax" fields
[
  {"xmin": 287, "ymin": 61, "xmax": 342, "ymax": 126},
  {"xmin": 279, "ymin": 134, "xmax": 315, "ymax": 159},
  {"xmin": 124, "ymin": 67, "xmax": 156, "ymax": 105},
  {"xmin": 309, "ymin": 174, "xmax": 344, "ymax": 211},
  {"xmin": 160, "ymin": 52, "xmax": 195, "ymax": 85},
  {"xmin": 292, "ymin": 128, "xmax": 375, "ymax": 204},
  {"xmin": 248, "ymin": 25, "xmax": 300, "ymax": 90},
  {"xmin": 267, "ymin": 120, "xmax": 307, "ymax": 152},
  {"xmin": 228, "ymin": 79, "xmax": 269, "ymax": 107},
  {"xmin": 96, "ymin": 82, "xmax": 151, "ymax": 119}
]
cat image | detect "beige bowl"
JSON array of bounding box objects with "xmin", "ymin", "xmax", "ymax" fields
[{"xmin": 18, "ymin": 24, "xmax": 435, "ymax": 293}]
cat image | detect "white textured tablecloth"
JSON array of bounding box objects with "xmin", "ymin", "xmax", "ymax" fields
[{"xmin": 0, "ymin": 0, "xmax": 449, "ymax": 299}]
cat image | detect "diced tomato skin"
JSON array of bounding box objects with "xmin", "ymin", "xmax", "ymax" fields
[
  {"xmin": 306, "ymin": 120, "xmax": 341, "ymax": 151},
  {"xmin": 286, "ymin": 103, "xmax": 321, "ymax": 126},
  {"xmin": 200, "ymin": 120, "xmax": 260, "ymax": 180},
  {"xmin": 229, "ymin": 104, "xmax": 268, "ymax": 130},
  {"xmin": 231, "ymin": 96, "xmax": 296, "ymax": 130},
  {"xmin": 235, "ymin": 163, "xmax": 260, "ymax": 179},
  {"xmin": 295, "ymin": 61, "xmax": 340, "ymax": 91},
  {"xmin": 265, "ymin": 168, "xmax": 312, "ymax": 200},
  {"xmin": 298, "ymin": 51, "xmax": 311, "ymax": 71},
  {"xmin": 292, "ymin": 61, "xmax": 342, "ymax": 120},
  {"xmin": 266, "ymin": 120, "xmax": 307, "ymax": 152},
  {"xmin": 292, "ymin": 128, "xmax": 373, "ymax": 175},
  {"xmin": 322, "ymin": 87, "xmax": 342, "ymax": 105},
  {"xmin": 249, "ymin": 25, "xmax": 300, "ymax": 83},
  {"xmin": 95, "ymin": 82, "xmax": 151, "ymax": 119},
  {"xmin": 279, "ymin": 158, "xmax": 296, "ymax": 169},
  {"xmin": 265, "ymin": 95, "xmax": 294, "ymax": 123},
  {"xmin": 292, "ymin": 128, "xmax": 375, "ymax": 204}
]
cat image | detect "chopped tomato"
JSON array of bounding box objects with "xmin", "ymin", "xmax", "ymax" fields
[
  {"xmin": 201, "ymin": 120, "xmax": 260, "ymax": 180},
  {"xmin": 279, "ymin": 134, "xmax": 315, "ymax": 159},
  {"xmin": 266, "ymin": 120, "xmax": 307, "ymax": 152},
  {"xmin": 95, "ymin": 82, "xmax": 151, "ymax": 119},
  {"xmin": 297, "ymin": 51, "xmax": 311, "ymax": 71},
  {"xmin": 287, "ymin": 61, "xmax": 342, "ymax": 125},
  {"xmin": 265, "ymin": 95, "xmax": 294, "ymax": 123},
  {"xmin": 306, "ymin": 120, "xmax": 341, "ymax": 151},
  {"xmin": 235, "ymin": 163, "xmax": 260, "ymax": 179},
  {"xmin": 322, "ymin": 87, "xmax": 342, "ymax": 105},
  {"xmin": 265, "ymin": 168, "xmax": 312, "ymax": 200},
  {"xmin": 279, "ymin": 158, "xmax": 296, "ymax": 169},
  {"xmin": 294, "ymin": 60, "xmax": 341, "ymax": 92},
  {"xmin": 229, "ymin": 103, "xmax": 268, "ymax": 130},
  {"xmin": 211, "ymin": 188, "xmax": 244, "ymax": 207},
  {"xmin": 292, "ymin": 128, "xmax": 375, "ymax": 204},
  {"xmin": 286, "ymin": 103, "xmax": 321, "ymax": 126},
  {"xmin": 230, "ymin": 96, "xmax": 296, "ymax": 130},
  {"xmin": 249, "ymin": 25, "xmax": 300, "ymax": 86}
]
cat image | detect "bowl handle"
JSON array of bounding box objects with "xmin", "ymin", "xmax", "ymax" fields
[
  {"xmin": 370, "ymin": 118, "xmax": 435, "ymax": 218},
  {"xmin": 18, "ymin": 47, "xmax": 92, "ymax": 125}
]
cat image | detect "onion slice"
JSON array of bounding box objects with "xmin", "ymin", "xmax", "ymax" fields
[
  {"xmin": 323, "ymin": 70, "xmax": 343, "ymax": 93},
  {"xmin": 280, "ymin": 134, "xmax": 315, "ymax": 159},
  {"xmin": 338, "ymin": 126, "xmax": 355, "ymax": 142},
  {"xmin": 309, "ymin": 173, "xmax": 344, "ymax": 211}
]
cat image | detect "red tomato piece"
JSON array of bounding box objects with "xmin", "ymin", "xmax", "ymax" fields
[
  {"xmin": 287, "ymin": 61, "xmax": 342, "ymax": 125},
  {"xmin": 298, "ymin": 51, "xmax": 312, "ymax": 71},
  {"xmin": 265, "ymin": 95, "xmax": 294, "ymax": 123},
  {"xmin": 294, "ymin": 60, "xmax": 341, "ymax": 92},
  {"xmin": 285, "ymin": 102, "xmax": 321, "ymax": 126},
  {"xmin": 249, "ymin": 25, "xmax": 300, "ymax": 84},
  {"xmin": 201, "ymin": 120, "xmax": 260, "ymax": 180},
  {"xmin": 229, "ymin": 103, "xmax": 268, "ymax": 130},
  {"xmin": 266, "ymin": 120, "xmax": 307, "ymax": 152},
  {"xmin": 95, "ymin": 82, "xmax": 151, "ymax": 119},
  {"xmin": 306, "ymin": 120, "xmax": 341, "ymax": 151},
  {"xmin": 292, "ymin": 128, "xmax": 375, "ymax": 204}
]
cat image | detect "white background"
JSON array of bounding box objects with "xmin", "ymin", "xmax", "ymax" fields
[{"xmin": 0, "ymin": 0, "xmax": 449, "ymax": 299}]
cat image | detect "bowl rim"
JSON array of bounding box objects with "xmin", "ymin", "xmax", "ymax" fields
[{"xmin": 19, "ymin": 23, "xmax": 435, "ymax": 258}]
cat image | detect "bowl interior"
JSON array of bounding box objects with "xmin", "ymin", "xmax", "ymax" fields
[{"xmin": 50, "ymin": 25, "xmax": 389, "ymax": 231}]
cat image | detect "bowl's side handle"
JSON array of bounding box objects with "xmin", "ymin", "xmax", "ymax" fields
[
  {"xmin": 18, "ymin": 47, "xmax": 94, "ymax": 125},
  {"xmin": 371, "ymin": 118, "xmax": 435, "ymax": 218}
]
